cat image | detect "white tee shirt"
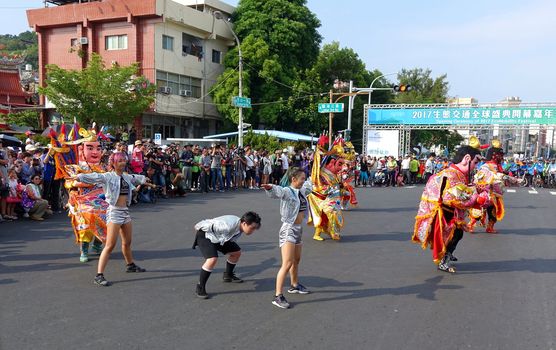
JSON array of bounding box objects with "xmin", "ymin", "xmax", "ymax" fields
[
  {"xmin": 281, "ymin": 154, "xmax": 289, "ymax": 170},
  {"xmin": 401, "ymin": 158, "xmax": 410, "ymax": 170}
]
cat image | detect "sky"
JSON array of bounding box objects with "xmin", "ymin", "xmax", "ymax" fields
[{"xmin": 2, "ymin": 0, "xmax": 556, "ymax": 103}]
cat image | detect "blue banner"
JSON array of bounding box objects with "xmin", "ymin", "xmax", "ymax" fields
[{"xmin": 368, "ymin": 107, "xmax": 556, "ymax": 125}]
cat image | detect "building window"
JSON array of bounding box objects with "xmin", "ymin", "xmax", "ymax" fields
[
  {"xmin": 211, "ymin": 49, "xmax": 221, "ymax": 64},
  {"xmin": 156, "ymin": 70, "xmax": 202, "ymax": 98},
  {"xmin": 182, "ymin": 33, "xmax": 203, "ymax": 59},
  {"xmin": 162, "ymin": 35, "xmax": 174, "ymax": 51},
  {"xmin": 70, "ymin": 38, "xmax": 78, "ymax": 47},
  {"xmin": 105, "ymin": 35, "xmax": 128, "ymax": 50}
]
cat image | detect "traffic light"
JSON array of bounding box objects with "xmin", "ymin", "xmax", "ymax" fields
[{"xmin": 393, "ymin": 84, "xmax": 412, "ymax": 92}]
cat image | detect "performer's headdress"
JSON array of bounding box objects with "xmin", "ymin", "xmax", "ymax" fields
[{"xmin": 485, "ymin": 139, "xmax": 504, "ymax": 161}]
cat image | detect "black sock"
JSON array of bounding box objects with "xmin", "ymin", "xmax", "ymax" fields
[
  {"xmin": 225, "ymin": 261, "xmax": 236, "ymax": 276},
  {"xmin": 199, "ymin": 268, "xmax": 212, "ymax": 288},
  {"xmin": 96, "ymin": 273, "xmax": 103, "ymax": 277}
]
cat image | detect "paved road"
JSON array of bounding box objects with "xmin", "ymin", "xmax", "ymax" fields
[{"xmin": 1, "ymin": 186, "xmax": 555, "ymax": 350}]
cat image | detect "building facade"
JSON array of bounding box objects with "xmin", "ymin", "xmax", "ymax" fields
[{"xmin": 27, "ymin": 0, "xmax": 235, "ymax": 139}]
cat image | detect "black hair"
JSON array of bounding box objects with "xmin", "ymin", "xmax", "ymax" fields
[
  {"xmin": 240, "ymin": 211, "xmax": 261, "ymax": 229},
  {"xmin": 452, "ymin": 145, "xmax": 481, "ymax": 164}
]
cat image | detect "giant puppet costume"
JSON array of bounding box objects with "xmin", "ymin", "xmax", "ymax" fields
[
  {"xmin": 469, "ymin": 139, "xmax": 521, "ymax": 234},
  {"xmin": 412, "ymin": 142, "xmax": 491, "ymax": 273},
  {"xmin": 307, "ymin": 135, "xmax": 356, "ymax": 241},
  {"xmin": 49, "ymin": 124, "xmax": 109, "ymax": 262}
]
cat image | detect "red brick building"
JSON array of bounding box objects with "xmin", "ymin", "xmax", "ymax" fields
[{"xmin": 27, "ymin": 0, "xmax": 235, "ymax": 139}]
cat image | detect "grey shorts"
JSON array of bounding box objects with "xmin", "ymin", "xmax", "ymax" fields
[
  {"xmin": 279, "ymin": 223, "xmax": 303, "ymax": 247},
  {"xmin": 107, "ymin": 206, "xmax": 131, "ymax": 225}
]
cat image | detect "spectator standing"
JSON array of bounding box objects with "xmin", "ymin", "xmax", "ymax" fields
[
  {"xmin": 200, "ymin": 148, "xmax": 212, "ymax": 193},
  {"xmin": 180, "ymin": 144, "xmax": 194, "ymax": 190},
  {"xmin": 409, "ymin": 155, "xmax": 420, "ymax": 184},
  {"xmin": 0, "ymin": 139, "xmax": 10, "ymax": 221},
  {"xmin": 424, "ymin": 153, "xmax": 436, "ymax": 183},
  {"xmin": 210, "ymin": 145, "xmax": 224, "ymax": 192}
]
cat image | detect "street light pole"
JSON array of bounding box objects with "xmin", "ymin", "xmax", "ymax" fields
[
  {"xmin": 213, "ymin": 11, "xmax": 244, "ymax": 147},
  {"xmin": 368, "ymin": 72, "xmax": 397, "ymax": 104}
]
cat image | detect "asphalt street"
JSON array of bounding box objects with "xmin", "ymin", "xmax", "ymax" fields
[{"xmin": 1, "ymin": 186, "xmax": 555, "ymax": 350}]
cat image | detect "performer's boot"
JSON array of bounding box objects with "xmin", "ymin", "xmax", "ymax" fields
[
  {"xmin": 479, "ymin": 215, "xmax": 487, "ymax": 227},
  {"xmin": 330, "ymin": 231, "xmax": 341, "ymax": 240},
  {"xmin": 466, "ymin": 218, "xmax": 477, "ymax": 233},
  {"xmin": 313, "ymin": 227, "xmax": 324, "ymax": 241},
  {"xmin": 437, "ymin": 255, "xmax": 456, "ymax": 273},
  {"xmin": 486, "ymin": 221, "xmax": 498, "ymax": 234},
  {"xmin": 80, "ymin": 242, "xmax": 89, "ymax": 263},
  {"xmin": 92, "ymin": 238, "xmax": 103, "ymax": 255}
]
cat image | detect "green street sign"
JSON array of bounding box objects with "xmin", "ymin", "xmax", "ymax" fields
[
  {"xmin": 318, "ymin": 103, "xmax": 344, "ymax": 113},
  {"xmin": 232, "ymin": 96, "xmax": 252, "ymax": 108}
]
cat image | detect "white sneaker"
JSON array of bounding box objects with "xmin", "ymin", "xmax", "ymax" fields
[{"xmin": 23, "ymin": 213, "xmax": 30, "ymax": 218}]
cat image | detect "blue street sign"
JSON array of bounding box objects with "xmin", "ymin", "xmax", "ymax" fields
[
  {"xmin": 232, "ymin": 96, "xmax": 252, "ymax": 108},
  {"xmin": 318, "ymin": 103, "xmax": 344, "ymax": 113}
]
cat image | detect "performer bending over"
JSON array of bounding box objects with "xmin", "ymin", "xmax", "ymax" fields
[
  {"xmin": 262, "ymin": 168, "xmax": 312, "ymax": 309},
  {"xmin": 193, "ymin": 212, "xmax": 261, "ymax": 299},
  {"xmin": 75, "ymin": 152, "xmax": 154, "ymax": 286},
  {"xmin": 412, "ymin": 145, "xmax": 491, "ymax": 273}
]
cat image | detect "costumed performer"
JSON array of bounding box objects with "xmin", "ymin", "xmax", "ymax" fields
[
  {"xmin": 49, "ymin": 123, "xmax": 109, "ymax": 263},
  {"xmin": 469, "ymin": 139, "xmax": 521, "ymax": 234},
  {"xmin": 307, "ymin": 134, "xmax": 346, "ymax": 241},
  {"xmin": 412, "ymin": 144, "xmax": 491, "ymax": 273}
]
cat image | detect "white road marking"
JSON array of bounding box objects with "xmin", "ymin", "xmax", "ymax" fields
[
  {"xmin": 506, "ymin": 189, "xmax": 516, "ymax": 193},
  {"xmin": 405, "ymin": 186, "xmax": 416, "ymax": 189},
  {"xmin": 550, "ymin": 191, "xmax": 556, "ymax": 196},
  {"xmin": 528, "ymin": 189, "xmax": 538, "ymax": 194}
]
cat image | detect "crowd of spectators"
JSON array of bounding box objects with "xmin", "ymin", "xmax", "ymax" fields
[{"xmin": 3, "ymin": 132, "xmax": 556, "ymax": 224}]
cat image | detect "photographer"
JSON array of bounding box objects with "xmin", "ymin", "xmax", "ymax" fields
[
  {"xmin": 210, "ymin": 145, "xmax": 224, "ymax": 192},
  {"xmin": 148, "ymin": 147, "xmax": 168, "ymax": 198},
  {"xmin": 234, "ymin": 147, "xmax": 247, "ymax": 189}
]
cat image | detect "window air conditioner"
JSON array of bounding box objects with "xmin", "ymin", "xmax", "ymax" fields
[
  {"xmin": 158, "ymin": 86, "xmax": 172, "ymax": 94},
  {"xmin": 179, "ymin": 89, "xmax": 192, "ymax": 97},
  {"xmin": 79, "ymin": 37, "xmax": 89, "ymax": 45}
]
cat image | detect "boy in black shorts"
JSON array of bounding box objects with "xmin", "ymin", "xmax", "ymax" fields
[{"xmin": 193, "ymin": 211, "xmax": 261, "ymax": 299}]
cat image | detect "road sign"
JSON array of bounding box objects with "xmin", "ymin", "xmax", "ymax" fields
[
  {"xmin": 154, "ymin": 133, "xmax": 162, "ymax": 145},
  {"xmin": 318, "ymin": 103, "xmax": 344, "ymax": 113},
  {"xmin": 232, "ymin": 96, "xmax": 252, "ymax": 108},
  {"xmin": 367, "ymin": 105, "xmax": 556, "ymax": 125}
]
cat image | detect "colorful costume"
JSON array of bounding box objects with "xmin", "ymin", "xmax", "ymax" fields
[
  {"xmin": 469, "ymin": 140, "xmax": 513, "ymax": 234},
  {"xmin": 307, "ymin": 135, "xmax": 355, "ymax": 241},
  {"xmin": 49, "ymin": 123, "xmax": 111, "ymax": 262},
  {"xmin": 412, "ymin": 165, "xmax": 484, "ymax": 264},
  {"xmin": 412, "ymin": 140, "xmax": 491, "ymax": 273}
]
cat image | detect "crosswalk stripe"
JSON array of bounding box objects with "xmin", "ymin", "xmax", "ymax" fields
[
  {"xmin": 550, "ymin": 191, "xmax": 556, "ymax": 196},
  {"xmin": 405, "ymin": 185, "xmax": 416, "ymax": 189},
  {"xmin": 506, "ymin": 189, "xmax": 516, "ymax": 193},
  {"xmin": 528, "ymin": 189, "xmax": 538, "ymax": 194}
]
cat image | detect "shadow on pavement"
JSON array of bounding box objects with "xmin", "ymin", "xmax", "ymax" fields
[
  {"xmin": 297, "ymin": 276, "xmax": 462, "ymax": 304},
  {"xmin": 457, "ymin": 258, "xmax": 556, "ymax": 274},
  {"xmin": 342, "ymin": 232, "xmax": 409, "ymax": 242}
]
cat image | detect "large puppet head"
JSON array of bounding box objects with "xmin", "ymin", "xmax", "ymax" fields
[
  {"xmin": 452, "ymin": 145, "xmax": 483, "ymax": 174},
  {"xmin": 485, "ymin": 139, "xmax": 504, "ymax": 164},
  {"xmin": 78, "ymin": 140, "xmax": 102, "ymax": 164}
]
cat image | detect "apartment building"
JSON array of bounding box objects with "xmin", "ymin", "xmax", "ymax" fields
[{"xmin": 27, "ymin": 0, "xmax": 235, "ymax": 139}]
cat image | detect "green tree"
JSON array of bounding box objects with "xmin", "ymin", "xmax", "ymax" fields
[
  {"xmin": 0, "ymin": 31, "xmax": 38, "ymax": 68},
  {"xmin": 211, "ymin": 0, "xmax": 321, "ymax": 130},
  {"xmin": 4, "ymin": 110, "xmax": 40, "ymax": 129},
  {"xmin": 39, "ymin": 53, "xmax": 155, "ymax": 126}
]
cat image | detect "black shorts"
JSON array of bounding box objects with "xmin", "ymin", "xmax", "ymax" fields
[
  {"xmin": 245, "ymin": 168, "xmax": 256, "ymax": 181},
  {"xmin": 193, "ymin": 230, "xmax": 241, "ymax": 259},
  {"xmin": 0, "ymin": 185, "xmax": 8, "ymax": 198}
]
